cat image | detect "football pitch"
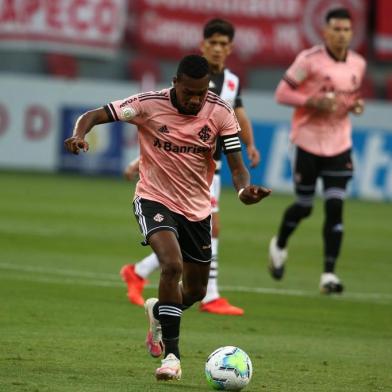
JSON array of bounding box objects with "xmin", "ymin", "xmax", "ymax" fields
[{"xmin": 1, "ymin": 171, "xmax": 391, "ymax": 392}]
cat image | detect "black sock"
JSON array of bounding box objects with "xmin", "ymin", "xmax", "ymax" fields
[
  {"xmin": 324, "ymin": 256, "xmax": 336, "ymax": 273},
  {"xmin": 158, "ymin": 303, "xmax": 183, "ymax": 359},
  {"xmin": 277, "ymin": 203, "xmax": 312, "ymax": 248},
  {"xmin": 323, "ymin": 198, "xmax": 343, "ymax": 273}
]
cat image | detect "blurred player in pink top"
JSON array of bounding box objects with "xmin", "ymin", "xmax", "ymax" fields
[
  {"xmin": 64, "ymin": 55, "xmax": 271, "ymax": 381},
  {"xmin": 268, "ymin": 8, "xmax": 366, "ymax": 294}
]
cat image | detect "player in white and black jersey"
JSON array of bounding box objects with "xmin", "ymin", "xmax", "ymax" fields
[{"xmin": 121, "ymin": 19, "xmax": 260, "ymax": 315}]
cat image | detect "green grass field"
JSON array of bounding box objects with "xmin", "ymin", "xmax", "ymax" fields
[{"xmin": 1, "ymin": 171, "xmax": 391, "ymax": 392}]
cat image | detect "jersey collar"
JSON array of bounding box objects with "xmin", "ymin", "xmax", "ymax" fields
[{"xmin": 325, "ymin": 45, "xmax": 348, "ymax": 62}]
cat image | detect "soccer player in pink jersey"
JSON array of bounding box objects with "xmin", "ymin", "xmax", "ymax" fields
[
  {"xmin": 121, "ymin": 18, "xmax": 260, "ymax": 316},
  {"xmin": 268, "ymin": 7, "xmax": 366, "ymax": 294},
  {"xmin": 64, "ymin": 55, "xmax": 271, "ymax": 381}
]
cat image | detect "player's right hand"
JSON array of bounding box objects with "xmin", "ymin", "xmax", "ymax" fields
[
  {"xmin": 239, "ymin": 185, "xmax": 272, "ymax": 205},
  {"xmin": 64, "ymin": 136, "xmax": 89, "ymax": 155},
  {"xmin": 306, "ymin": 94, "xmax": 337, "ymax": 113}
]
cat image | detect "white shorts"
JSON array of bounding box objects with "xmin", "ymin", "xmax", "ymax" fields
[{"xmin": 209, "ymin": 174, "xmax": 221, "ymax": 213}]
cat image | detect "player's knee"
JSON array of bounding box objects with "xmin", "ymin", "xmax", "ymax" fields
[{"xmin": 160, "ymin": 258, "xmax": 182, "ymax": 281}]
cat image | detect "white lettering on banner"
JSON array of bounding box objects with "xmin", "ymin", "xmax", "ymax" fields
[
  {"xmin": 235, "ymin": 28, "xmax": 265, "ymax": 59},
  {"xmin": 273, "ymin": 24, "xmax": 302, "ymax": 52},
  {"xmin": 141, "ymin": 13, "xmax": 264, "ymax": 58},
  {"xmin": 144, "ymin": 17, "xmax": 201, "ymax": 48},
  {"xmin": 144, "ymin": 0, "xmax": 302, "ymax": 18},
  {"xmin": 357, "ymin": 134, "xmax": 392, "ymax": 200},
  {"xmin": 25, "ymin": 106, "xmax": 51, "ymax": 140},
  {"xmin": 265, "ymin": 125, "xmax": 292, "ymax": 192},
  {"xmin": 0, "ymin": 0, "xmax": 126, "ymax": 56}
]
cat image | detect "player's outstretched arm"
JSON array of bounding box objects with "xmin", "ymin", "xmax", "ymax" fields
[
  {"xmin": 226, "ymin": 151, "xmax": 271, "ymax": 205},
  {"xmin": 64, "ymin": 107, "xmax": 110, "ymax": 155}
]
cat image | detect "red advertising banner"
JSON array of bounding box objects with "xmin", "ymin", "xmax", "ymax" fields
[
  {"xmin": 374, "ymin": 0, "xmax": 392, "ymax": 60},
  {"xmin": 129, "ymin": 0, "xmax": 367, "ymax": 66},
  {"xmin": 0, "ymin": 0, "xmax": 127, "ymax": 57}
]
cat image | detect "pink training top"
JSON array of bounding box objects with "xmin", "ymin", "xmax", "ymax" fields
[
  {"xmin": 106, "ymin": 88, "xmax": 241, "ymax": 221},
  {"xmin": 275, "ymin": 45, "xmax": 366, "ymax": 156}
]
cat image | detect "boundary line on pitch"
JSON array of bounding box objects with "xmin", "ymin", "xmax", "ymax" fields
[{"xmin": 0, "ymin": 262, "xmax": 391, "ymax": 304}]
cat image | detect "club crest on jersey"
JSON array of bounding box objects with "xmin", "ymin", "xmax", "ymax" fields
[
  {"xmin": 227, "ymin": 80, "xmax": 236, "ymax": 91},
  {"xmin": 198, "ymin": 125, "xmax": 211, "ymax": 142},
  {"xmin": 153, "ymin": 213, "xmax": 164, "ymax": 222}
]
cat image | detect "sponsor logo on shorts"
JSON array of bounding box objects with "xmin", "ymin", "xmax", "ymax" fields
[
  {"xmin": 202, "ymin": 244, "xmax": 212, "ymax": 249},
  {"xmin": 153, "ymin": 213, "xmax": 164, "ymax": 222}
]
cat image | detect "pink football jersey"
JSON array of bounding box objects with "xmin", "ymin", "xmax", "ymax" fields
[
  {"xmin": 106, "ymin": 88, "xmax": 241, "ymax": 221},
  {"xmin": 276, "ymin": 45, "xmax": 366, "ymax": 156}
]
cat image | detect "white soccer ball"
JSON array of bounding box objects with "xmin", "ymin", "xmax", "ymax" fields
[{"xmin": 205, "ymin": 346, "xmax": 253, "ymax": 391}]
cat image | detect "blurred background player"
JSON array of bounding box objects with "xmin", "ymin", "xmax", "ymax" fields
[
  {"xmin": 268, "ymin": 8, "xmax": 366, "ymax": 294},
  {"xmin": 121, "ymin": 18, "xmax": 260, "ymax": 315}
]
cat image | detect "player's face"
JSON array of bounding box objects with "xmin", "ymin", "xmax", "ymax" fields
[
  {"xmin": 173, "ymin": 74, "xmax": 210, "ymax": 115},
  {"xmin": 200, "ymin": 33, "xmax": 233, "ymax": 71},
  {"xmin": 324, "ymin": 18, "xmax": 353, "ymax": 52}
]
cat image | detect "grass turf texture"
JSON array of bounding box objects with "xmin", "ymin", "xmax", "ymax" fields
[{"xmin": 0, "ymin": 171, "xmax": 391, "ymax": 392}]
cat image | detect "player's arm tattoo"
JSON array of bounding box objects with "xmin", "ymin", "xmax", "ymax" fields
[{"xmin": 226, "ymin": 151, "xmax": 250, "ymax": 192}]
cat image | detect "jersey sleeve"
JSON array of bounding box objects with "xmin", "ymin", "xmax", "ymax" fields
[
  {"xmin": 283, "ymin": 50, "xmax": 311, "ymax": 89},
  {"xmin": 234, "ymin": 83, "xmax": 243, "ymax": 109},
  {"xmin": 104, "ymin": 93, "xmax": 144, "ymax": 124},
  {"xmin": 275, "ymin": 50, "xmax": 312, "ymax": 107},
  {"xmin": 219, "ymin": 107, "xmax": 242, "ymax": 154}
]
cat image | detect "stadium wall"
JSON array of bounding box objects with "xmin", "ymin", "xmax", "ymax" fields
[{"xmin": 0, "ymin": 74, "xmax": 391, "ymax": 201}]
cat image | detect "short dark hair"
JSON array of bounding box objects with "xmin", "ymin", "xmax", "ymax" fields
[
  {"xmin": 177, "ymin": 54, "xmax": 210, "ymax": 79},
  {"xmin": 325, "ymin": 7, "xmax": 352, "ymax": 23},
  {"xmin": 203, "ymin": 18, "xmax": 235, "ymax": 41}
]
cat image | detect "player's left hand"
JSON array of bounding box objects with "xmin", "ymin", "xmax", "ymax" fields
[
  {"xmin": 239, "ymin": 185, "xmax": 271, "ymax": 205},
  {"xmin": 246, "ymin": 145, "xmax": 261, "ymax": 168}
]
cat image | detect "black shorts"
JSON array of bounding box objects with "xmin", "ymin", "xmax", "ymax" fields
[
  {"xmin": 294, "ymin": 147, "xmax": 353, "ymax": 190},
  {"xmin": 133, "ymin": 197, "xmax": 212, "ymax": 263}
]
